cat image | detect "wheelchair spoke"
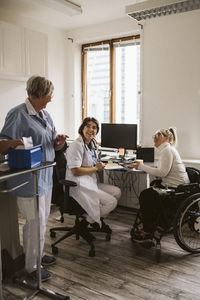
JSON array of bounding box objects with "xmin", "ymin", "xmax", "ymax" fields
[{"xmin": 174, "ymin": 194, "xmax": 200, "ymax": 253}]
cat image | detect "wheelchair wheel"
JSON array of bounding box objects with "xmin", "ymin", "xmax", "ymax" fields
[{"xmin": 173, "ymin": 193, "xmax": 200, "ymax": 253}]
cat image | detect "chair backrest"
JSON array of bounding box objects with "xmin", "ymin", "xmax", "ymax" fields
[
  {"xmin": 52, "ymin": 143, "xmax": 85, "ymax": 216},
  {"xmin": 55, "ymin": 147, "xmax": 67, "ymax": 181},
  {"xmin": 186, "ymin": 167, "xmax": 200, "ymax": 184},
  {"xmin": 51, "ymin": 144, "xmax": 67, "ymax": 206}
]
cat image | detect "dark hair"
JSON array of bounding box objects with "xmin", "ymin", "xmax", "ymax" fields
[{"xmin": 78, "ymin": 117, "xmax": 99, "ymax": 139}]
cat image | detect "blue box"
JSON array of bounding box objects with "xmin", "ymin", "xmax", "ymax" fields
[{"xmin": 8, "ymin": 145, "xmax": 43, "ymax": 169}]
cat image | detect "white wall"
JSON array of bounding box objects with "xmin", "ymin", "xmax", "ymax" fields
[
  {"xmin": 0, "ymin": 10, "xmax": 139, "ymax": 140},
  {"xmin": 0, "ymin": 9, "xmax": 68, "ymax": 135},
  {"xmin": 66, "ymin": 11, "xmax": 200, "ymax": 159},
  {"xmin": 1, "ymin": 8, "xmax": 200, "ymax": 160},
  {"xmin": 64, "ymin": 40, "xmax": 82, "ymax": 139},
  {"xmin": 141, "ymin": 10, "xmax": 200, "ymax": 159},
  {"xmin": 65, "ymin": 18, "xmax": 140, "ymax": 138}
]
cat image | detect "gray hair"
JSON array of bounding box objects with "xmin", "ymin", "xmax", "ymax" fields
[{"xmin": 26, "ymin": 75, "xmax": 54, "ymax": 98}]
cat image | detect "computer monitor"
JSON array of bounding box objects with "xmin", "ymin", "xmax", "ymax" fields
[{"xmin": 101, "ymin": 123, "xmax": 137, "ymax": 150}]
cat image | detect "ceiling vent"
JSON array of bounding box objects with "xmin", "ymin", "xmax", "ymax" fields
[{"xmin": 126, "ymin": 0, "xmax": 200, "ymax": 21}]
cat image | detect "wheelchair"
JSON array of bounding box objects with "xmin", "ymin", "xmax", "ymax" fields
[{"xmin": 130, "ymin": 167, "xmax": 200, "ymax": 257}]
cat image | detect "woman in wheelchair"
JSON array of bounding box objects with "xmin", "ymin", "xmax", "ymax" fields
[
  {"xmin": 129, "ymin": 127, "xmax": 189, "ymax": 243},
  {"xmin": 65, "ymin": 117, "xmax": 121, "ymax": 229}
]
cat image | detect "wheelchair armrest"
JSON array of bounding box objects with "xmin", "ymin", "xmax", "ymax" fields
[
  {"xmin": 176, "ymin": 182, "xmax": 199, "ymax": 193},
  {"xmin": 59, "ymin": 179, "xmax": 77, "ymax": 187},
  {"xmin": 150, "ymin": 179, "xmax": 162, "ymax": 188}
]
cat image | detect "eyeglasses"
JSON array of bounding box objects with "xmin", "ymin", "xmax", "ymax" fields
[
  {"xmin": 86, "ymin": 124, "xmax": 97, "ymax": 131},
  {"xmin": 152, "ymin": 132, "xmax": 161, "ymax": 139},
  {"xmin": 152, "ymin": 131, "xmax": 169, "ymax": 139}
]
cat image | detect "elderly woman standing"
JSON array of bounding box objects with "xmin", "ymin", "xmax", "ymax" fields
[
  {"xmin": 130, "ymin": 127, "xmax": 189, "ymax": 243},
  {"xmin": 0, "ymin": 75, "xmax": 67, "ymax": 281}
]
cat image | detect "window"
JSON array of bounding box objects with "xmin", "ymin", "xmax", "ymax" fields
[{"xmin": 82, "ymin": 35, "xmax": 140, "ymax": 140}]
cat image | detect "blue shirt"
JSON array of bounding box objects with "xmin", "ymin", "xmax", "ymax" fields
[
  {"xmin": 0, "ymin": 100, "xmax": 57, "ymax": 197},
  {"xmin": 90, "ymin": 147, "xmax": 98, "ymax": 166}
]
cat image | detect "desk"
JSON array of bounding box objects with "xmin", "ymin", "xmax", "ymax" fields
[
  {"xmin": 0, "ymin": 162, "xmax": 69, "ymax": 300},
  {"xmin": 103, "ymin": 163, "xmax": 155, "ymax": 209}
]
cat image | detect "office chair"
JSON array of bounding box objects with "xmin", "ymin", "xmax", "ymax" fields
[
  {"xmin": 130, "ymin": 167, "xmax": 200, "ymax": 259},
  {"xmin": 50, "ymin": 146, "xmax": 112, "ymax": 257}
]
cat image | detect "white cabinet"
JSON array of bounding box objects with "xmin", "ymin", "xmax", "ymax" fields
[
  {"xmin": 0, "ymin": 22, "xmax": 48, "ymax": 80},
  {"xmin": 0, "ymin": 22, "xmax": 25, "ymax": 78},
  {"xmin": 25, "ymin": 28, "xmax": 48, "ymax": 77}
]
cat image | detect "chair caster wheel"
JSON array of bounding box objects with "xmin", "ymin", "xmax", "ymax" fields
[
  {"xmin": 106, "ymin": 233, "xmax": 111, "ymax": 241},
  {"xmin": 50, "ymin": 231, "xmax": 56, "ymax": 238},
  {"xmin": 89, "ymin": 249, "xmax": 95, "ymax": 257},
  {"xmin": 52, "ymin": 246, "xmax": 58, "ymax": 255}
]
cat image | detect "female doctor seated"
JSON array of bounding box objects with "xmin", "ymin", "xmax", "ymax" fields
[{"xmin": 65, "ymin": 117, "xmax": 121, "ymax": 229}]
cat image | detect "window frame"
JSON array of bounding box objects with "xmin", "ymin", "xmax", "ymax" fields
[{"xmin": 81, "ymin": 35, "xmax": 140, "ymax": 123}]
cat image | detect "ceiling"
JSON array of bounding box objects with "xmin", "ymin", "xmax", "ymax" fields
[{"xmin": 0, "ymin": 0, "xmax": 146, "ymax": 31}]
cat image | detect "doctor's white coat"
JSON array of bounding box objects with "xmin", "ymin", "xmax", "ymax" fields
[{"xmin": 65, "ymin": 136, "xmax": 101, "ymax": 224}]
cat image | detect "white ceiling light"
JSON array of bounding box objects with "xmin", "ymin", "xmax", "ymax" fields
[
  {"xmin": 126, "ymin": 0, "xmax": 200, "ymax": 21},
  {"xmin": 33, "ymin": 0, "xmax": 82, "ymax": 16}
]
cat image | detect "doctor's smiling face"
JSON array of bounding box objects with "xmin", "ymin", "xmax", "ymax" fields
[
  {"xmin": 82, "ymin": 121, "xmax": 98, "ymax": 143},
  {"xmin": 78, "ymin": 117, "xmax": 99, "ymax": 144}
]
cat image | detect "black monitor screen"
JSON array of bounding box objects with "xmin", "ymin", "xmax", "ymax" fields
[{"xmin": 101, "ymin": 123, "xmax": 137, "ymax": 150}]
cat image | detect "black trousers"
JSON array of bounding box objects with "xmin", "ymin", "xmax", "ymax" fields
[{"xmin": 139, "ymin": 188, "xmax": 178, "ymax": 233}]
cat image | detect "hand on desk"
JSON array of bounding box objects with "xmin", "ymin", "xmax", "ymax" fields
[
  {"xmin": 128, "ymin": 159, "xmax": 143, "ymax": 170},
  {"xmin": 96, "ymin": 161, "xmax": 105, "ymax": 171}
]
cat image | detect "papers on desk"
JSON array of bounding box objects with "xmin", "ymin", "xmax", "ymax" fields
[
  {"xmin": 104, "ymin": 163, "xmax": 123, "ymax": 170},
  {"xmin": 101, "ymin": 156, "xmax": 117, "ymax": 162}
]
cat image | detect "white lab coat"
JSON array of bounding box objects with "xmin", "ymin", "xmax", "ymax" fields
[{"xmin": 66, "ymin": 136, "xmax": 101, "ymax": 224}]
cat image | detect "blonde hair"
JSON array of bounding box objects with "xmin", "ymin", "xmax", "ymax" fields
[
  {"xmin": 26, "ymin": 75, "xmax": 54, "ymax": 99},
  {"xmin": 159, "ymin": 127, "xmax": 177, "ymax": 146}
]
